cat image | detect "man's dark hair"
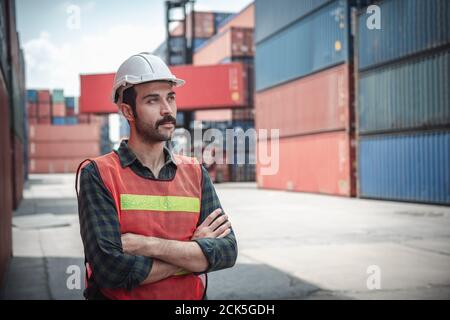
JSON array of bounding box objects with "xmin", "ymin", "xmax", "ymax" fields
[{"xmin": 121, "ymin": 86, "xmax": 137, "ymax": 118}]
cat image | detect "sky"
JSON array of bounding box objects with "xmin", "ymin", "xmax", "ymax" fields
[{"xmin": 16, "ymin": 0, "xmax": 254, "ymax": 96}]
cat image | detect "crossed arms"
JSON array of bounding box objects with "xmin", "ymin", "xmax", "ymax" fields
[
  {"xmin": 78, "ymin": 163, "xmax": 237, "ymax": 290},
  {"xmin": 121, "ymin": 208, "xmax": 232, "ymax": 284}
]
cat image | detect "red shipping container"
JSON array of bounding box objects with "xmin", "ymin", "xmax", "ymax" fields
[
  {"xmin": 195, "ymin": 109, "xmax": 233, "ymax": 121},
  {"xmin": 38, "ymin": 90, "xmax": 51, "ymax": 103},
  {"xmin": 66, "ymin": 108, "xmax": 76, "ymax": 117},
  {"xmin": 29, "ymin": 124, "xmax": 101, "ymax": 142},
  {"xmin": 28, "ymin": 141, "xmax": 100, "ymax": 159},
  {"xmin": 172, "ymin": 63, "xmax": 246, "ymax": 110},
  {"xmin": 52, "ymin": 102, "xmax": 66, "ymax": 117},
  {"xmin": 38, "ymin": 102, "xmax": 51, "ymax": 117},
  {"xmin": 79, "ymin": 73, "xmax": 116, "ymax": 114},
  {"xmin": 78, "ymin": 114, "xmax": 90, "ymax": 123},
  {"xmin": 232, "ymin": 108, "xmax": 254, "ymax": 121},
  {"xmin": 37, "ymin": 118, "xmax": 52, "ymax": 125},
  {"xmin": 27, "ymin": 102, "xmax": 38, "ymax": 118},
  {"xmin": 11, "ymin": 135, "xmax": 24, "ymax": 209},
  {"xmin": 0, "ymin": 67, "xmax": 13, "ymax": 283},
  {"xmin": 256, "ymin": 64, "xmax": 351, "ymax": 138},
  {"xmin": 79, "ymin": 63, "xmax": 246, "ymax": 113},
  {"xmin": 172, "ymin": 12, "xmax": 215, "ymax": 38},
  {"xmin": 194, "ymin": 27, "xmax": 254, "ymax": 65},
  {"xmin": 29, "ymin": 158, "xmax": 90, "ymax": 174},
  {"xmin": 256, "ymin": 131, "xmax": 356, "ymax": 196}
]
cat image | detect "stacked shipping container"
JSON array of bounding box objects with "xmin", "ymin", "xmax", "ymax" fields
[
  {"xmin": 28, "ymin": 124, "xmax": 102, "ymax": 174},
  {"xmin": 1, "ymin": 0, "xmax": 26, "ymax": 286},
  {"xmin": 357, "ymin": 0, "xmax": 450, "ymax": 204},
  {"xmin": 6, "ymin": 0, "xmax": 26, "ymax": 210},
  {"xmin": 52, "ymin": 89, "xmax": 65, "ymax": 118},
  {"xmin": 0, "ymin": 66, "xmax": 12, "ymax": 289},
  {"xmin": 255, "ymin": 0, "xmax": 356, "ymax": 196},
  {"xmin": 27, "ymin": 88, "xmax": 108, "ymax": 173},
  {"xmin": 193, "ymin": 4, "xmax": 255, "ymax": 182},
  {"xmin": 155, "ymin": 11, "xmax": 233, "ymax": 65}
]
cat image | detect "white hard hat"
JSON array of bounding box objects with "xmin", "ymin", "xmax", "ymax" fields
[{"xmin": 112, "ymin": 52, "xmax": 185, "ymax": 103}]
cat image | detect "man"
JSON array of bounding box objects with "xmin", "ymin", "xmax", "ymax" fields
[{"xmin": 76, "ymin": 53, "xmax": 238, "ymax": 300}]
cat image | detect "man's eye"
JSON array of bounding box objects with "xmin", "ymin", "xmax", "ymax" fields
[
  {"xmin": 148, "ymin": 98, "xmax": 158, "ymax": 103},
  {"xmin": 168, "ymin": 96, "xmax": 175, "ymax": 101}
]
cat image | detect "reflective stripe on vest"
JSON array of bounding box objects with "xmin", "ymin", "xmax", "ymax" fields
[
  {"xmin": 84, "ymin": 151, "xmax": 205, "ymax": 300},
  {"xmin": 120, "ymin": 194, "xmax": 200, "ymax": 213}
]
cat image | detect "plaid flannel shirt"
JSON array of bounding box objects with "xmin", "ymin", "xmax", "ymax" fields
[{"xmin": 77, "ymin": 140, "xmax": 237, "ymax": 291}]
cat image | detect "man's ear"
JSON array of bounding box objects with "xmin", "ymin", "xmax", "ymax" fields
[{"xmin": 119, "ymin": 103, "xmax": 135, "ymax": 122}]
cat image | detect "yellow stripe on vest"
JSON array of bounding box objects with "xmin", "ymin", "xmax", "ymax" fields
[{"xmin": 120, "ymin": 194, "xmax": 200, "ymax": 213}]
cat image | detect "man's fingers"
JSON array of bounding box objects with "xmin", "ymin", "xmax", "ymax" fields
[
  {"xmin": 213, "ymin": 221, "xmax": 231, "ymax": 237},
  {"xmin": 217, "ymin": 228, "xmax": 231, "ymax": 239},
  {"xmin": 209, "ymin": 214, "xmax": 228, "ymax": 231},
  {"xmin": 200, "ymin": 208, "xmax": 222, "ymax": 227}
]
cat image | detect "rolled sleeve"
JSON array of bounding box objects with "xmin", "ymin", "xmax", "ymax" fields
[
  {"xmin": 195, "ymin": 166, "xmax": 238, "ymax": 273},
  {"xmin": 78, "ymin": 162, "xmax": 152, "ymax": 290}
]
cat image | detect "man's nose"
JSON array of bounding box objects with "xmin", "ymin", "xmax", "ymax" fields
[{"xmin": 160, "ymin": 99, "xmax": 173, "ymax": 115}]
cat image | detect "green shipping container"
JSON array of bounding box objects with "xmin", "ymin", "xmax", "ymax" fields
[{"xmin": 52, "ymin": 89, "xmax": 65, "ymax": 103}]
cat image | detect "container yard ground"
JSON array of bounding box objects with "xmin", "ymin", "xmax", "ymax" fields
[{"xmin": 1, "ymin": 174, "xmax": 449, "ymax": 300}]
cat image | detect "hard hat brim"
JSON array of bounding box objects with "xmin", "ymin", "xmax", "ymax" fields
[{"xmin": 112, "ymin": 76, "xmax": 185, "ymax": 103}]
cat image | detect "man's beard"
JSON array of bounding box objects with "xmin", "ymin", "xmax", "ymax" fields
[{"xmin": 135, "ymin": 114, "xmax": 176, "ymax": 143}]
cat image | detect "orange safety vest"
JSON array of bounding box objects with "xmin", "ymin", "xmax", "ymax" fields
[{"xmin": 78, "ymin": 151, "xmax": 206, "ymax": 300}]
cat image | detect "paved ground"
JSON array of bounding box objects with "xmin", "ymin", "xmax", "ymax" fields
[{"xmin": 1, "ymin": 174, "xmax": 449, "ymax": 300}]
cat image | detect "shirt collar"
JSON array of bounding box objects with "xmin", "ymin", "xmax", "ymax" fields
[{"xmin": 115, "ymin": 139, "xmax": 176, "ymax": 169}]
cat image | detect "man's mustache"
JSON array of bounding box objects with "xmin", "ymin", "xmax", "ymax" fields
[{"xmin": 155, "ymin": 115, "xmax": 177, "ymax": 128}]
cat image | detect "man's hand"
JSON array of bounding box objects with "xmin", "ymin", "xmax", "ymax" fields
[{"xmin": 191, "ymin": 208, "xmax": 232, "ymax": 240}]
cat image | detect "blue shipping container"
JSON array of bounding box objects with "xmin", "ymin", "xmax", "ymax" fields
[
  {"xmin": 52, "ymin": 117, "xmax": 66, "ymax": 125},
  {"xmin": 193, "ymin": 38, "xmax": 209, "ymax": 52},
  {"xmin": 358, "ymin": 0, "xmax": 450, "ymax": 70},
  {"xmin": 255, "ymin": 0, "xmax": 333, "ymax": 44},
  {"xmin": 359, "ymin": 130, "xmax": 450, "ymax": 205},
  {"xmin": 169, "ymin": 37, "xmax": 186, "ymax": 53},
  {"xmin": 65, "ymin": 117, "xmax": 78, "ymax": 125},
  {"xmin": 255, "ymin": 0, "xmax": 349, "ymax": 91},
  {"xmin": 27, "ymin": 89, "xmax": 38, "ymax": 103},
  {"xmin": 214, "ymin": 12, "xmax": 233, "ymax": 31},
  {"xmin": 359, "ymin": 49, "xmax": 450, "ymax": 134},
  {"xmin": 65, "ymin": 97, "xmax": 75, "ymax": 108}
]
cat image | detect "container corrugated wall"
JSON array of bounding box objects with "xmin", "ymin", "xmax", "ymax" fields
[
  {"xmin": 29, "ymin": 124, "xmax": 101, "ymax": 142},
  {"xmin": 356, "ymin": 0, "xmax": 450, "ymax": 204},
  {"xmin": 193, "ymin": 27, "xmax": 254, "ymax": 66},
  {"xmin": 28, "ymin": 141, "xmax": 100, "ymax": 158},
  {"xmin": 171, "ymin": 63, "xmax": 246, "ymax": 110},
  {"xmin": 257, "ymin": 131, "xmax": 356, "ymax": 196},
  {"xmin": 28, "ymin": 124, "xmax": 102, "ymax": 174},
  {"xmin": 358, "ymin": 0, "xmax": 450, "ymax": 70},
  {"xmin": 29, "ymin": 158, "xmax": 92, "ymax": 174},
  {"xmin": 0, "ymin": 1, "xmax": 8, "ymax": 82},
  {"xmin": 0, "ymin": 57, "xmax": 12, "ymax": 286},
  {"xmin": 255, "ymin": 0, "xmax": 349, "ymax": 91},
  {"xmin": 359, "ymin": 49, "xmax": 450, "ymax": 134},
  {"xmin": 358, "ymin": 130, "xmax": 450, "ymax": 204},
  {"xmin": 256, "ymin": 63, "xmax": 351, "ymax": 137},
  {"xmin": 254, "ymin": 0, "xmax": 332, "ymax": 43},
  {"xmin": 12, "ymin": 135, "xmax": 24, "ymax": 209}
]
